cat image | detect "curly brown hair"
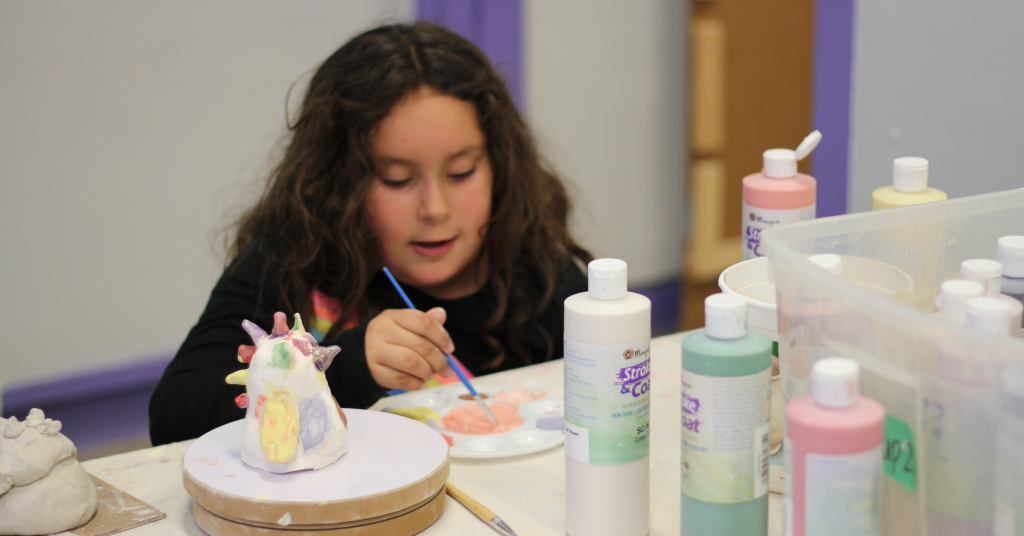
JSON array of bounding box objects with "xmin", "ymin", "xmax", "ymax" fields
[{"xmin": 230, "ymin": 21, "xmax": 590, "ymax": 368}]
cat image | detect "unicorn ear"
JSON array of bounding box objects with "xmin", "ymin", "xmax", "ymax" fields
[
  {"xmin": 313, "ymin": 346, "xmax": 340, "ymax": 372},
  {"xmin": 292, "ymin": 313, "xmax": 306, "ymax": 334},
  {"xmin": 242, "ymin": 320, "xmax": 268, "ymax": 345}
]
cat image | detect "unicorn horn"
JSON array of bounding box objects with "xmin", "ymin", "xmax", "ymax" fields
[{"xmin": 271, "ymin": 312, "xmax": 288, "ymax": 337}]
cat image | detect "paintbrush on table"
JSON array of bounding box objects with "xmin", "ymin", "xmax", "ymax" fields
[
  {"xmin": 382, "ymin": 267, "xmax": 496, "ymax": 424},
  {"xmin": 446, "ymin": 482, "xmax": 519, "ymax": 536}
]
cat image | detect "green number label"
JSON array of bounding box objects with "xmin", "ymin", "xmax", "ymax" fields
[{"xmin": 883, "ymin": 414, "xmax": 917, "ymax": 492}]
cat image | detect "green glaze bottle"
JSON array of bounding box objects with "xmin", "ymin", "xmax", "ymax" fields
[{"xmin": 681, "ymin": 293, "xmax": 773, "ymax": 535}]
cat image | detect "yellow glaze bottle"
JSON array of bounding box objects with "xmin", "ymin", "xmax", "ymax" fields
[{"xmin": 872, "ymin": 157, "xmax": 947, "ymax": 210}]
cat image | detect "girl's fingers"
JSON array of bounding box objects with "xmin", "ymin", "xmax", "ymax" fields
[
  {"xmin": 393, "ymin": 309, "xmax": 455, "ymax": 354},
  {"xmin": 425, "ymin": 307, "xmax": 447, "ymax": 325},
  {"xmin": 377, "ymin": 344, "xmax": 435, "ymax": 383},
  {"xmin": 372, "ymin": 365, "xmax": 426, "ymax": 391},
  {"xmin": 384, "ymin": 326, "xmax": 452, "ymax": 378}
]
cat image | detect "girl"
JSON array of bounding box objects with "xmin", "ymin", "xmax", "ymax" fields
[{"xmin": 149, "ymin": 21, "xmax": 591, "ymax": 445}]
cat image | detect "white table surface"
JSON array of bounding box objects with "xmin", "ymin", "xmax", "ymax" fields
[{"xmin": 66, "ymin": 331, "xmax": 783, "ymax": 536}]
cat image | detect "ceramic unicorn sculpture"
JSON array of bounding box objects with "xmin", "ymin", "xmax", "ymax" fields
[
  {"xmin": 0, "ymin": 409, "xmax": 97, "ymax": 535},
  {"xmin": 226, "ymin": 312, "xmax": 348, "ymax": 473}
]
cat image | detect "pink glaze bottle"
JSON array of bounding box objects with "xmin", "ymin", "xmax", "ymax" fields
[
  {"xmin": 785, "ymin": 357, "xmax": 884, "ymax": 536},
  {"xmin": 742, "ymin": 131, "xmax": 821, "ymax": 260}
]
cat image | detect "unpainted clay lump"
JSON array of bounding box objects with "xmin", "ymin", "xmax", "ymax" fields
[{"xmin": 0, "ymin": 408, "xmax": 97, "ymax": 535}]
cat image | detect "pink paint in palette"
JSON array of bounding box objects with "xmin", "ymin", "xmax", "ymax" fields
[
  {"xmin": 491, "ymin": 388, "xmax": 547, "ymax": 404},
  {"xmin": 383, "ymin": 386, "xmax": 564, "ymax": 459},
  {"xmin": 440, "ymin": 402, "xmax": 523, "ymax": 435}
]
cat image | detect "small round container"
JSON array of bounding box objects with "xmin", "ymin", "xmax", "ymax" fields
[{"xmin": 719, "ymin": 257, "xmax": 778, "ymax": 340}]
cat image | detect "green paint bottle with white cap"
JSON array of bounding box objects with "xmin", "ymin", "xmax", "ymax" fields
[{"xmin": 681, "ymin": 293, "xmax": 773, "ymax": 535}]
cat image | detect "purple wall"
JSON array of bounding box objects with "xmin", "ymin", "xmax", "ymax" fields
[
  {"xmin": 418, "ymin": 0, "xmax": 523, "ymax": 109},
  {"xmin": 3, "ymin": 356, "xmax": 170, "ymax": 449},
  {"xmin": 811, "ymin": 0, "xmax": 855, "ymax": 217}
]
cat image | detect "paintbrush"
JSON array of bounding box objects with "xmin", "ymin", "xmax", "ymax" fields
[
  {"xmin": 382, "ymin": 267, "xmax": 496, "ymax": 424},
  {"xmin": 446, "ymin": 482, "xmax": 519, "ymax": 536}
]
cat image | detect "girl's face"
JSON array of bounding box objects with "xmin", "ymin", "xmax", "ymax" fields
[{"xmin": 367, "ymin": 86, "xmax": 493, "ymax": 300}]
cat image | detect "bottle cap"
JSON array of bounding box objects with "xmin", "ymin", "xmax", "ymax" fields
[
  {"xmin": 704, "ymin": 293, "xmax": 747, "ymax": 340},
  {"xmin": 892, "ymin": 157, "xmax": 929, "ymax": 193},
  {"xmin": 763, "ymin": 149, "xmax": 797, "ymax": 178},
  {"xmin": 762, "ymin": 130, "xmax": 821, "ymax": 178},
  {"xmin": 966, "ymin": 297, "xmax": 1012, "ymax": 336},
  {"xmin": 808, "ymin": 254, "xmax": 843, "ymax": 278},
  {"xmin": 794, "ymin": 130, "xmax": 823, "ymax": 161},
  {"xmin": 587, "ymin": 258, "xmax": 627, "ymax": 300},
  {"xmin": 998, "ymin": 236, "xmax": 1024, "ymax": 278},
  {"xmin": 812, "ymin": 357, "xmax": 859, "ymax": 408},
  {"xmin": 961, "ymin": 259, "xmax": 1003, "ymax": 297},
  {"xmin": 939, "ymin": 280, "xmax": 985, "ymax": 325}
]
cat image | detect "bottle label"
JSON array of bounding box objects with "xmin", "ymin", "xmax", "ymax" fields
[
  {"xmin": 805, "ymin": 446, "xmax": 883, "ymax": 536},
  {"xmin": 742, "ymin": 202, "xmax": 815, "ymax": 260},
  {"xmin": 923, "ymin": 375, "xmax": 998, "ymax": 520},
  {"xmin": 681, "ymin": 368, "xmax": 771, "ymax": 502},
  {"xmin": 996, "ymin": 414, "xmax": 1024, "ymax": 536},
  {"xmin": 994, "ymin": 498, "xmax": 1015, "ymax": 536},
  {"xmin": 564, "ymin": 337, "xmax": 651, "ymax": 465}
]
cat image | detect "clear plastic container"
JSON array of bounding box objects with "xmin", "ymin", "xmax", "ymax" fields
[{"xmin": 763, "ymin": 189, "xmax": 1024, "ymax": 536}]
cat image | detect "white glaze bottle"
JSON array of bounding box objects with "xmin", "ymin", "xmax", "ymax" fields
[
  {"xmin": 926, "ymin": 297, "xmax": 1010, "ymax": 534},
  {"xmin": 960, "ymin": 258, "xmax": 1024, "ymax": 337},
  {"xmin": 564, "ymin": 258, "xmax": 651, "ymax": 536}
]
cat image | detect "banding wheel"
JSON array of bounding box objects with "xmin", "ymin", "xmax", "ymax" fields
[{"xmin": 183, "ymin": 410, "xmax": 449, "ymax": 533}]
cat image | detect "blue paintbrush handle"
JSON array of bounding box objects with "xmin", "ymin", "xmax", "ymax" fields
[
  {"xmin": 445, "ymin": 353, "xmax": 478, "ymax": 397},
  {"xmin": 382, "ymin": 267, "xmax": 478, "ymax": 397},
  {"xmin": 382, "ymin": 267, "xmax": 417, "ymax": 310}
]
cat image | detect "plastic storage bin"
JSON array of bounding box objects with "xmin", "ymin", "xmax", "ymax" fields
[{"xmin": 763, "ymin": 189, "xmax": 1024, "ymax": 536}]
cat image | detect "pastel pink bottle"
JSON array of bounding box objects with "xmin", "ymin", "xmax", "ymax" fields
[
  {"xmin": 785, "ymin": 357, "xmax": 884, "ymax": 536},
  {"xmin": 742, "ymin": 131, "xmax": 821, "ymax": 260}
]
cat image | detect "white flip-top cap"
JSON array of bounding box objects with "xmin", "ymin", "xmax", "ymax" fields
[
  {"xmin": 940, "ymin": 280, "xmax": 985, "ymax": 325},
  {"xmin": 808, "ymin": 254, "xmax": 843, "ymax": 278},
  {"xmin": 966, "ymin": 297, "xmax": 1012, "ymax": 336},
  {"xmin": 588, "ymin": 258, "xmax": 627, "ymax": 300},
  {"xmin": 998, "ymin": 236, "xmax": 1024, "ymax": 278},
  {"xmin": 763, "ymin": 149, "xmax": 797, "ymax": 178},
  {"xmin": 961, "ymin": 259, "xmax": 1003, "ymax": 297},
  {"xmin": 812, "ymin": 357, "xmax": 859, "ymax": 408},
  {"xmin": 892, "ymin": 157, "xmax": 929, "ymax": 193},
  {"xmin": 763, "ymin": 130, "xmax": 822, "ymax": 178},
  {"xmin": 705, "ymin": 293, "xmax": 746, "ymax": 340}
]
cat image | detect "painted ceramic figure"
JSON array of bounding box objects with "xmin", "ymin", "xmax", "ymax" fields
[{"xmin": 227, "ymin": 312, "xmax": 348, "ymax": 473}]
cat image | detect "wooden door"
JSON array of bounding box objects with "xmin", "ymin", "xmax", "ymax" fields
[{"xmin": 683, "ymin": 0, "xmax": 815, "ymax": 329}]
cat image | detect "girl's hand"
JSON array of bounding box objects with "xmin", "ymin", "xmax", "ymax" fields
[{"xmin": 365, "ymin": 307, "xmax": 455, "ymax": 391}]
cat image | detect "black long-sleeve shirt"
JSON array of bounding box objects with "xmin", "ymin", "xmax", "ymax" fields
[{"xmin": 149, "ymin": 236, "xmax": 586, "ymax": 445}]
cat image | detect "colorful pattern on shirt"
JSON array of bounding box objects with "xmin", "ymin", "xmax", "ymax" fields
[{"xmin": 309, "ymin": 290, "xmax": 472, "ymax": 388}]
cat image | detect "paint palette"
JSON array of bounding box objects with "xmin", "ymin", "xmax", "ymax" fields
[{"xmin": 382, "ymin": 386, "xmax": 564, "ymax": 459}]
